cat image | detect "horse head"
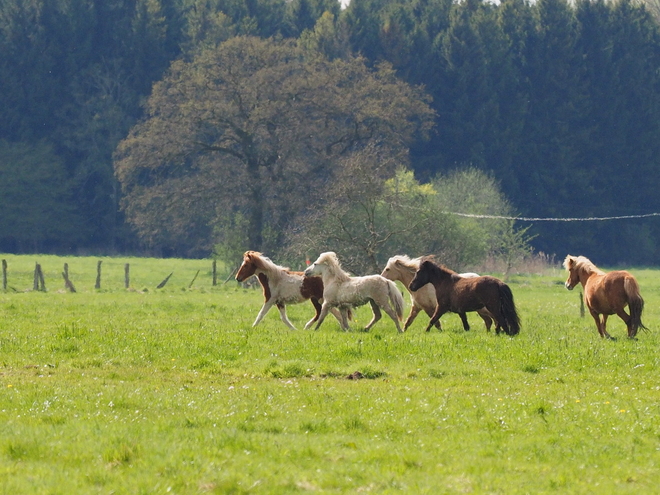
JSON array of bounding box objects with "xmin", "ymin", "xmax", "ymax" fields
[
  {"xmin": 563, "ymin": 254, "xmax": 602, "ymax": 290},
  {"xmin": 236, "ymin": 251, "xmax": 261, "ymax": 282},
  {"xmin": 305, "ymin": 251, "xmax": 348, "ymax": 281},
  {"xmin": 563, "ymin": 255, "xmax": 579, "ymax": 290},
  {"xmin": 409, "ymin": 259, "xmax": 435, "ymax": 292}
]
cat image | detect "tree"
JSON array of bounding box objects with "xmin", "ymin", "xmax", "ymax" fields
[
  {"xmin": 284, "ymin": 163, "xmax": 527, "ymax": 274},
  {"xmin": 0, "ymin": 140, "xmax": 81, "ymax": 252},
  {"xmin": 115, "ymin": 36, "xmax": 434, "ymax": 258}
]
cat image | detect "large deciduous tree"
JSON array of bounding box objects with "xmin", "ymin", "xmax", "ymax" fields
[{"xmin": 115, "ymin": 35, "xmax": 434, "ymax": 257}]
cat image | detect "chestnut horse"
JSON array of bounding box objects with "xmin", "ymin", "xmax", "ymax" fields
[
  {"xmin": 304, "ymin": 252, "xmax": 405, "ymax": 332},
  {"xmin": 563, "ymin": 255, "xmax": 647, "ymax": 339},
  {"xmin": 381, "ymin": 255, "xmax": 494, "ymax": 332},
  {"xmin": 409, "ymin": 258, "xmax": 520, "ymax": 335},
  {"xmin": 236, "ymin": 251, "xmax": 346, "ymax": 330}
]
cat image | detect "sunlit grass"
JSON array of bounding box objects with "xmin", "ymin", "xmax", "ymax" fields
[{"xmin": 1, "ymin": 254, "xmax": 660, "ymax": 493}]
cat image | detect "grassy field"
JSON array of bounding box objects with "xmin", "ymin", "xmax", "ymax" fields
[{"xmin": 1, "ymin": 254, "xmax": 659, "ymax": 494}]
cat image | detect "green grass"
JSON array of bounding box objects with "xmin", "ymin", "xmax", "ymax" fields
[{"xmin": 1, "ymin": 255, "xmax": 660, "ymax": 493}]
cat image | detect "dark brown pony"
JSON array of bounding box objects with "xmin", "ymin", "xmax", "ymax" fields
[
  {"xmin": 236, "ymin": 251, "xmax": 347, "ymax": 330},
  {"xmin": 563, "ymin": 255, "xmax": 647, "ymax": 339},
  {"xmin": 409, "ymin": 258, "xmax": 520, "ymax": 336}
]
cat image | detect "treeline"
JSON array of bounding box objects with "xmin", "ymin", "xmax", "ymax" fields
[{"xmin": 1, "ymin": 0, "xmax": 660, "ymax": 264}]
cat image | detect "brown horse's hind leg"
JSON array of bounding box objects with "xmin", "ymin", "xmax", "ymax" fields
[
  {"xmin": 477, "ymin": 308, "xmax": 493, "ymax": 332},
  {"xmin": 365, "ymin": 300, "xmax": 382, "ymax": 331},
  {"xmin": 590, "ymin": 311, "xmax": 614, "ymax": 340},
  {"xmin": 304, "ymin": 297, "xmax": 323, "ymax": 329},
  {"xmin": 484, "ymin": 304, "xmax": 508, "ymax": 335},
  {"xmin": 615, "ymin": 308, "xmax": 636, "ymax": 339}
]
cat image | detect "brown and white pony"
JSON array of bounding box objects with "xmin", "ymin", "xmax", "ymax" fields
[
  {"xmin": 304, "ymin": 252, "xmax": 405, "ymax": 332},
  {"xmin": 563, "ymin": 255, "xmax": 647, "ymax": 339},
  {"xmin": 235, "ymin": 251, "xmax": 346, "ymax": 330},
  {"xmin": 381, "ymin": 255, "xmax": 494, "ymax": 332}
]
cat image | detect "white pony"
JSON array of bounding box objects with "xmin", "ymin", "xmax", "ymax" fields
[
  {"xmin": 381, "ymin": 255, "xmax": 493, "ymax": 332},
  {"xmin": 304, "ymin": 252, "xmax": 405, "ymax": 332}
]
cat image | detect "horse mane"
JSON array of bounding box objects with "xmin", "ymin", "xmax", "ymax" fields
[
  {"xmin": 563, "ymin": 255, "xmax": 605, "ymax": 276},
  {"xmin": 317, "ymin": 251, "xmax": 351, "ymax": 282},
  {"xmin": 420, "ymin": 256, "xmax": 456, "ymax": 276},
  {"xmin": 244, "ymin": 251, "xmax": 290, "ymax": 274},
  {"xmin": 389, "ymin": 255, "xmax": 422, "ymax": 272}
]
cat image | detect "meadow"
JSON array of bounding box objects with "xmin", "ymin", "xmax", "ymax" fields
[{"xmin": 1, "ymin": 254, "xmax": 659, "ymax": 494}]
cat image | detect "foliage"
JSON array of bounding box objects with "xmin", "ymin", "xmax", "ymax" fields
[
  {"xmin": 285, "ymin": 163, "xmax": 530, "ymax": 274},
  {"xmin": 0, "ymin": 141, "xmax": 81, "ymax": 252},
  {"xmin": 1, "ymin": 254, "xmax": 660, "ymax": 493},
  {"xmin": 115, "ymin": 36, "xmax": 434, "ymax": 259},
  {"xmin": 3, "ymin": 0, "xmax": 660, "ymax": 264}
]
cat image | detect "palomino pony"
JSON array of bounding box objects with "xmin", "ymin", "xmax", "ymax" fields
[
  {"xmin": 563, "ymin": 255, "xmax": 647, "ymax": 339},
  {"xmin": 409, "ymin": 258, "xmax": 520, "ymax": 335},
  {"xmin": 304, "ymin": 252, "xmax": 405, "ymax": 332},
  {"xmin": 381, "ymin": 255, "xmax": 494, "ymax": 332},
  {"xmin": 235, "ymin": 251, "xmax": 347, "ymax": 330}
]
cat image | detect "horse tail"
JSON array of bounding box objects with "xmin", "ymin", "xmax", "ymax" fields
[
  {"xmin": 387, "ymin": 280, "xmax": 405, "ymax": 320},
  {"xmin": 624, "ymin": 276, "xmax": 647, "ymax": 337},
  {"xmin": 499, "ymin": 284, "xmax": 521, "ymax": 336}
]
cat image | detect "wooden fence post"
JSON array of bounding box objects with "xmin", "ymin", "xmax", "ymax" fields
[
  {"xmin": 579, "ymin": 291, "xmax": 585, "ymax": 318},
  {"xmin": 124, "ymin": 263, "xmax": 130, "ymax": 289},
  {"xmin": 33, "ymin": 263, "xmax": 46, "ymax": 291},
  {"xmin": 95, "ymin": 260, "xmax": 102, "ymax": 289},
  {"xmin": 156, "ymin": 272, "xmax": 173, "ymax": 289},
  {"xmin": 189, "ymin": 270, "xmax": 200, "ymax": 289},
  {"xmin": 212, "ymin": 260, "xmax": 217, "ymax": 286},
  {"xmin": 62, "ymin": 263, "xmax": 76, "ymax": 293},
  {"xmin": 2, "ymin": 259, "xmax": 6, "ymax": 291}
]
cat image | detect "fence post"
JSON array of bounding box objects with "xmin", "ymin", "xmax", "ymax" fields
[
  {"xmin": 212, "ymin": 260, "xmax": 217, "ymax": 286},
  {"xmin": 2, "ymin": 259, "xmax": 6, "ymax": 291},
  {"xmin": 95, "ymin": 260, "xmax": 102, "ymax": 289},
  {"xmin": 62, "ymin": 263, "xmax": 76, "ymax": 293},
  {"xmin": 579, "ymin": 291, "xmax": 585, "ymax": 318},
  {"xmin": 34, "ymin": 263, "xmax": 46, "ymax": 291},
  {"xmin": 124, "ymin": 263, "xmax": 130, "ymax": 289}
]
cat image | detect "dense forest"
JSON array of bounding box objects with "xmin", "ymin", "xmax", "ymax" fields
[{"xmin": 2, "ymin": 0, "xmax": 660, "ymax": 266}]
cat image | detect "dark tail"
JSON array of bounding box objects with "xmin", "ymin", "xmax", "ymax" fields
[
  {"xmin": 499, "ymin": 284, "xmax": 521, "ymax": 336},
  {"xmin": 624, "ymin": 277, "xmax": 647, "ymax": 338}
]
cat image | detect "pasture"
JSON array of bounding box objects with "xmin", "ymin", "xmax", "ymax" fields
[{"xmin": 1, "ymin": 254, "xmax": 660, "ymax": 494}]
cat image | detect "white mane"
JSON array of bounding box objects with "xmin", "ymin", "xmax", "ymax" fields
[
  {"xmin": 563, "ymin": 255, "xmax": 605, "ymax": 276},
  {"xmin": 315, "ymin": 251, "xmax": 351, "ymax": 282},
  {"xmin": 386, "ymin": 255, "xmax": 421, "ymax": 272}
]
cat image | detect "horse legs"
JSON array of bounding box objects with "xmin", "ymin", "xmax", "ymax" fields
[
  {"xmin": 425, "ymin": 305, "xmax": 447, "ymax": 332},
  {"xmin": 339, "ymin": 308, "xmax": 351, "ymax": 330},
  {"xmin": 477, "ymin": 308, "xmax": 494, "ymax": 332},
  {"xmin": 484, "ymin": 303, "xmax": 508, "ymax": 335},
  {"xmin": 304, "ymin": 298, "xmax": 323, "ymax": 329},
  {"xmin": 615, "ymin": 308, "xmax": 636, "ymax": 339},
  {"xmin": 590, "ymin": 311, "xmax": 614, "ymax": 340},
  {"xmin": 365, "ymin": 300, "xmax": 382, "ymax": 331},
  {"xmin": 304, "ymin": 298, "xmax": 345, "ymax": 330},
  {"xmin": 459, "ymin": 312, "xmax": 470, "ymax": 331},
  {"xmin": 276, "ymin": 304, "xmax": 297, "ymax": 330},
  {"xmin": 404, "ymin": 305, "xmax": 423, "ymax": 331},
  {"xmin": 313, "ymin": 302, "xmax": 332, "ymax": 330},
  {"xmin": 252, "ymin": 300, "xmax": 275, "ymax": 327},
  {"xmin": 422, "ymin": 307, "xmax": 442, "ymax": 330},
  {"xmin": 380, "ymin": 301, "xmax": 403, "ymax": 333}
]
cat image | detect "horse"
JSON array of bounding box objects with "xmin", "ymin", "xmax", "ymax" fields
[
  {"xmin": 304, "ymin": 252, "xmax": 405, "ymax": 332},
  {"xmin": 235, "ymin": 251, "xmax": 347, "ymax": 330},
  {"xmin": 563, "ymin": 255, "xmax": 647, "ymax": 339},
  {"xmin": 381, "ymin": 255, "xmax": 494, "ymax": 332},
  {"xmin": 409, "ymin": 258, "xmax": 520, "ymax": 336}
]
